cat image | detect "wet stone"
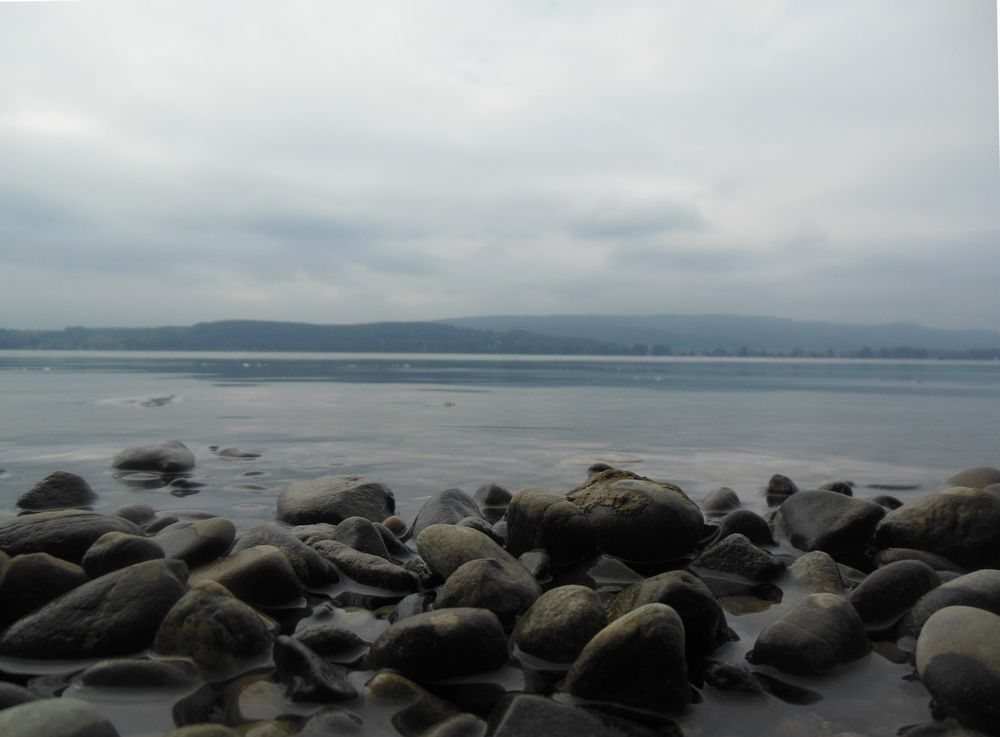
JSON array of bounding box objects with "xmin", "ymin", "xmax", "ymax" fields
[
  {"xmin": 165, "ymin": 726, "xmax": 242, "ymax": 737},
  {"xmin": 415, "ymin": 523, "xmax": 522, "ymax": 580},
  {"xmin": 474, "ymin": 482, "xmax": 512, "ymax": 520},
  {"xmin": 773, "ymin": 490, "xmax": 886, "ymax": 567},
  {"xmin": 701, "ymin": 486, "xmax": 741, "ymax": 513},
  {"xmin": 76, "ymin": 656, "xmax": 200, "ymax": 688},
  {"xmin": 366, "ymin": 671, "xmax": 461, "ymax": 737},
  {"xmin": 819, "ymin": 480, "xmax": 854, "ymax": 496},
  {"xmin": 112, "ymin": 440, "xmax": 196, "ymax": 473},
  {"xmin": 0, "ymin": 682, "xmax": 37, "ymax": 710},
  {"xmin": 899, "ymin": 569, "xmax": 1000, "ymax": 638},
  {"xmin": 947, "ymin": 466, "xmax": 1000, "ymax": 490},
  {"xmin": 276, "ymin": 475, "xmax": 395, "ymax": 526},
  {"xmin": 81, "ymin": 531, "xmax": 164, "ymax": 578},
  {"xmin": 694, "ymin": 533, "xmax": 786, "ymax": 581},
  {"xmin": 434, "ymin": 557, "xmax": 541, "ymax": 629},
  {"xmin": 489, "ymin": 693, "xmax": 678, "ymax": 737},
  {"xmin": 874, "ymin": 547, "xmax": 966, "ymax": 574},
  {"xmin": 409, "ymin": 488, "xmax": 485, "ymax": 540},
  {"xmin": 0, "ymin": 552, "xmax": 89, "ymax": 629},
  {"xmin": 703, "ymin": 661, "xmax": 767, "ymax": 698},
  {"xmin": 272, "ymin": 635, "xmax": 357, "ymax": 703},
  {"xmin": 190, "ymin": 544, "xmax": 303, "ymax": 607},
  {"xmin": 231, "ymin": 523, "xmax": 338, "ymax": 586},
  {"xmin": 788, "ymin": 550, "xmax": 848, "ymax": 594},
  {"xmin": 155, "ymin": 517, "xmax": 236, "ymax": 567},
  {"xmin": 0, "ymin": 509, "xmax": 143, "ymax": 563},
  {"xmin": 313, "ymin": 540, "xmax": 418, "ymax": 592},
  {"xmin": 292, "ymin": 623, "xmax": 368, "ymax": 662},
  {"xmin": 327, "ymin": 516, "xmax": 392, "ymax": 559},
  {"xmin": 765, "ymin": 473, "xmax": 799, "ymax": 505},
  {"xmin": 513, "ymin": 585, "xmax": 608, "ymax": 665},
  {"xmin": 113, "ymin": 503, "xmax": 157, "ymax": 526},
  {"xmin": 0, "ymin": 698, "xmax": 121, "ymax": 737},
  {"xmin": 504, "ymin": 488, "xmax": 596, "ymax": 565},
  {"xmin": 717, "ymin": 508, "xmax": 776, "ymax": 546},
  {"xmin": 17, "ymin": 471, "xmax": 97, "ymax": 510},
  {"xmin": 848, "ymin": 559, "xmax": 941, "ymax": 632}
]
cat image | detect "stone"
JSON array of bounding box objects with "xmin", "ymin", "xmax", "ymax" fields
[
  {"xmin": 434, "ymin": 557, "xmax": 542, "ymax": 629},
  {"xmin": 848, "ymin": 559, "xmax": 941, "ymax": 631},
  {"xmin": 456, "ymin": 516, "xmax": 502, "ymax": 544},
  {"xmin": 874, "ymin": 548, "xmax": 966, "ymax": 573},
  {"xmin": 875, "ymin": 488, "xmax": 1000, "ymax": 569},
  {"xmin": 717, "ymin": 509, "xmax": 776, "ymax": 546},
  {"xmin": 0, "ymin": 682, "xmax": 36, "ymax": 710},
  {"xmin": 113, "ymin": 503, "xmax": 157, "ymax": 526},
  {"xmin": 564, "ymin": 603, "xmax": 690, "ymax": 713},
  {"xmin": 701, "ymin": 486, "xmax": 741, "ymax": 513},
  {"xmin": 765, "ymin": 474, "xmax": 798, "ymax": 504},
  {"xmin": 788, "ymin": 550, "xmax": 847, "ymax": 594},
  {"xmin": 165, "ymin": 726, "xmax": 241, "ymax": 737},
  {"xmin": 112, "ymin": 440, "xmax": 195, "ymax": 473},
  {"xmin": 155, "ymin": 517, "xmax": 236, "ymax": 567},
  {"xmin": 313, "ymin": 540, "xmax": 418, "ymax": 592},
  {"xmin": 214, "ymin": 447, "xmax": 261, "ymax": 459},
  {"xmin": 0, "ymin": 559, "xmax": 187, "ymax": 659},
  {"xmin": 504, "ymin": 488, "xmax": 596, "ymax": 565},
  {"xmin": 369, "ymin": 608, "xmax": 508, "ymax": 681},
  {"xmin": 512, "ymin": 585, "xmax": 607, "ymax": 664},
  {"xmin": 276, "ymin": 475, "xmax": 395, "ymax": 525},
  {"xmin": 474, "ymin": 482, "xmax": 512, "ymax": 514},
  {"xmin": 693, "ymin": 533, "xmax": 786, "ymax": 581},
  {"xmin": 366, "ymin": 671, "xmax": 461, "ymax": 737},
  {"xmin": 819, "ymin": 480, "xmax": 854, "ymax": 496},
  {"xmin": 297, "ymin": 708, "xmax": 366, "ymax": 737},
  {"xmin": 81, "ymin": 531, "xmax": 164, "ymax": 578},
  {"xmin": 292, "ymin": 624, "xmax": 368, "ymax": 662},
  {"xmin": 488, "ymin": 693, "xmax": 675, "ymax": 737},
  {"xmin": 551, "ymin": 554, "xmax": 643, "ymax": 593},
  {"xmin": 327, "ymin": 516, "xmax": 392, "ymax": 559},
  {"xmin": 0, "ymin": 552, "xmax": 89, "ymax": 628},
  {"xmin": 77, "ymin": 657, "xmax": 200, "ymax": 688},
  {"xmin": 0, "ymin": 698, "xmax": 120, "ymax": 737},
  {"xmin": 272, "ymin": 635, "xmax": 357, "ymax": 702},
  {"xmin": 409, "ymin": 488, "xmax": 485, "ymax": 539},
  {"xmin": 190, "ymin": 545, "xmax": 303, "ymax": 607},
  {"xmin": 231, "ymin": 523, "xmax": 337, "ymax": 586},
  {"xmin": 772, "ymin": 490, "xmax": 886, "ymax": 566},
  {"xmin": 947, "ymin": 466, "xmax": 1000, "ymax": 489},
  {"xmin": 154, "ymin": 580, "xmax": 275, "ymax": 681},
  {"xmin": 421, "ymin": 713, "xmax": 486, "ymax": 737},
  {"xmin": 916, "ymin": 606, "xmax": 1000, "ymax": 734},
  {"xmin": 703, "ymin": 661, "xmax": 767, "ymax": 698},
  {"xmin": 415, "ymin": 524, "xmax": 522, "ymax": 580},
  {"xmin": 746, "ymin": 593, "xmax": 870, "ymax": 675},
  {"xmin": 17, "ymin": 471, "xmax": 97, "ymax": 510},
  {"xmin": 565, "ymin": 469, "xmax": 704, "ymax": 563},
  {"xmin": 872, "ymin": 495, "xmax": 904, "ymax": 510},
  {"xmin": 0, "ymin": 509, "xmax": 143, "ymax": 563},
  {"xmin": 899, "ymin": 569, "xmax": 1000, "ymax": 638}
]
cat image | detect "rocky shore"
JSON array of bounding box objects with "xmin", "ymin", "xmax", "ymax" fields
[{"xmin": 1, "ymin": 440, "xmax": 1000, "ymax": 736}]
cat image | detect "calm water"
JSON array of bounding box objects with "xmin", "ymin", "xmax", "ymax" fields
[{"xmin": 2, "ymin": 350, "xmax": 999, "ymax": 522}]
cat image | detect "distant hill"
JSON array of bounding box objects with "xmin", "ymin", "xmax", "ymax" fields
[{"xmin": 441, "ymin": 314, "xmax": 1000, "ymax": 356}]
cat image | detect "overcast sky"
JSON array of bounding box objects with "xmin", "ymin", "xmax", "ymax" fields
[{"xmin": 2, "ymin": 0, "xmax": 998, "ymax": 330}]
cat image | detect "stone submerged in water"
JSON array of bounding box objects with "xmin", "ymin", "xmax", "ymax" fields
[
  {"xmin": 112, "ymin": 440, "xmax": 196, "ymax": 473},
  {"xmin": 276, "ymin": 475, "xmax": 395, "ymax": 525},
  {"xmin": 17, "ymin": 471, "xmax": 97, "ymax": 510}
]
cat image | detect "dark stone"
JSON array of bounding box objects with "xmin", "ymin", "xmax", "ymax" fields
[
  {"xmin": 513, "ymin": 585, "xmax": 607, "ymax": 664},
  {"xmin": 366, "ymin": 671, "xmax": 461, "ymax": 737},
  {"xmin": 297, "ymin": 708, "xmax": 365, "ymax": 737},
  {"xmin": 874, "ymin": 547, "xmax": 966, "ymax": 573},
  {"xmin": 564, "ymin": 603, "xmax": 690, "ymax": 713},
  {"xmin": 848, "ymin": 559, "xmax": 941, "ymax": 631},
  {"xmin": 0, "ymin": 698, "xmax": 120, "ymax": 737},
  {"xmin": 947, "ymin": 466, "xmax": 1000, "ymax": 490},
  {"xmin": 113, "ymin": 503, "xmax": 157, "ymax": 526},
  {"xmin": 772, "ymin": 490, "xmax": 886, "ymax": 566},
  {"xmin": 313, "ymin": 540, "xmax": 418, "ymax": 592},
  {"xmin": 81, "ymin": 531, "xmax": 164, "ymax": 578},
  {"xmin": 488, "ymin": 693, "xmax": 678, "ymax": 737},
  {"xmin": 231, "ymin": 523, "xmax": 337, "ymax": 586},
  {"xmin": 701, "ymin": 486, "xmax": 741, "ymax": 513},
  {"xmin": 504, "ymin": 488, "xmax": 596, "ymax": 565},
  {"xmin": 272, "ymin": 635, "xmax": 357, "ymax": 702},
  {"xmin": 875, "ymin": 487, "xmax": 1000, "ymax": 570},
  {"xmin": 0, "ymin": 552, "xmax": 89, "ymax": 628},
  {"xmin": 565, "ymin": 470, "xmax": 704, "ymax": 563},
  {"xmin": 872, "ymin": 495, "xmax": 904, "ymax": 510},
  {"xmin": 765, "ymin": 474, "xmax": 798, "ymax": 504},
  {"xmin": 409, "ymin": 488, "xmax": 484, "ymax": 539},
  {"xmin": 190, "ymin": 545, "xmax": 303, "ymax": 607},
  {"xmin": 550, "ymin": 554, "xmax": 643, "ymax": 593},
  {"xmin": 276, "ymin": 475, "xmax": 395, "ymax": 525},
  {"xmin": 369, "ymin": 607, "xmax": 508, "ymax": 681},
  {"xmin": 292, "ymin": 624, "xmax": 367, "ymax": 662},
  {"xmin": 0, "ymin": 559, "xmax": 187, "ymax": 659},
  {"xmin": 456, "ymin": 515, "xmax": 503, "ymax": 544},
  {"xmin": 415, "ymin": 524, "xmax": 522, "ymax": 580},
  {"xmin": 694, "ymin": 533, "xmax": 786, "ymax": 581},
  {"xmin": 788, "ymin": 550, "xmax": 846, "ymax": 594},
  {"xmin": 819, "ymin": 480, "xmax": 854, "ymax": 496},
  {"xmin": 0, "ymin": 509, "xmax": 143, "ymax": 563},
  {"xmin": 421, "ymin": 713, "xmax": 486, "ymax": 737},
  {"xmin": 434, "ymin": 558, "xmax": 541, "ymax": 629},
  {"xmin": 0, "ymin": 682, "xmax": 37, "ymax": 710},
  {"xmin": 165, "ymin": 726, "xmax": 241, "ymax": 737},
  {"xmin": 717, "ymin": 509, "xmax": 775, "ymax": 546},
  {"xmin": 899, "ymin": 569, "xmax": 1000, "ymax": 638},
  {"xmin": 214, "ymin": 447, "xmax": 261, "ymax": 459},
  {"xmin": 474, "ymin": 482, "xmax": 511, "ymax": 513},
  {"xmin": 746, "ymin": 593, "xmax": 870, "ymax": 675},
  {"xmin": 155, "ymin": 517, "xmax": 236, "ymax": 567},
  {"xmin": 703, "ymin": 661, "xmax": 766, "ymax": 697},
  {"xmin": 77, "ymin": 657, "xmax": 199, "ymax": 688},
  {"xmin": 17, "ymin": 471, "xmax": 97, "ymax": 510},
  {"xmin": 327, "ymin": 516, "xmax": 391, "ymax": 559},
  {"xmin": 112, "ymin": 440, "xmax": 195, "ymax": 473}
]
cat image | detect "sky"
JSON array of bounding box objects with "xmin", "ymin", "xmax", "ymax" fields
[{"xmin": 1, "ymin": 0, "xmax": 998, "ymax": 330}]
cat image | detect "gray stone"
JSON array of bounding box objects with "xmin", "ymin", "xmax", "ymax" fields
[
  {"xmin": 297, "ymin": 708, "xmax": 366, "ymax": 737},
  {"xmin": 165, "ymin": 726, "xmax": 241, "ymax": 737},
  {"xmin": 565, "ymin": 603, "xmax": 690, "ymax": 713},
  {"xmin": 113, "ymin": 503, "xmax": 157, "ymax": 526},
  {"xmin": 474, "ymin": 482, "xmax": 512, "ymax": 513},
  {"xmin": 773, "ymin": 490, "xmax": 886, "ymax": 565},
  {"xmin": 81, "ymin": 531, "xmax": 164, "ymax": 578},
  {"xmin": 0, "ymin": 698, "xmax": 120, "ymax": 737},
  {"xmin": 0, "ymin": 509, "xmax": 143, "ymax": 563},
  {"xmin": 694, "ymin": 533, "xmax": 786, "ymax": 581},
  {"xmin": 0, "ymin": 682, "xmax": 36, "ymax": 709},
  {"xmin": 0, "ymin": 552, "xmax": 89, "ymax": 628},
  {"xmin": 875, "ymin": 488, "xmax": 1000, "ymax": 569},
  {"xmin": 788, "ymin": 550, "xmax": 847, "ymax": 594},
  {"xmin": 566, "ymin": 469, "xmax": 704, "ymax": 563},
  {"xmin": 435, "ymin": 558, "xmax": 542, "ymax": 629},
  {"xmin": 327, "ymin": 516, "xmax": 391, "ymax": 559},
  {"xmin": 702, "ymin": 486, "xmax": 741, "ymax": 513},
  {"xmin": 17, "ymin": 471, "xmax": 97, "ymax": 510},
  {"xmin": 0, "ymin": 559, "xmax": 187, "ymax": 659},
  {"xmin": 272, "ymin": 635, "xmax": 357, "ymax": 702},
  {"xmin": 874, "ymin": 547, "xmax": 966, "ymax": 573},
  {"xmin": 77, "ymin": 657, "xmax": 199, "ymax": 688},
  {"xmin": 947, "ymin": 466, "xmax": 1000, "ymax": 490},
  {"xmin": 916, "ymin": 606, "xmax": 1000, "ymax": 734},
  {"xmin": 718, "ymin": 509, "xmax": 776, "ymax": 546},
  {"xmin": 765, "ymin": 474, "xmax": 798, "ymax": 503},
  {"xmin": 421, "ymin": 713, "xmax": 486, "ymax": 737},
  {"xmin": 365, "ymin": 671, "xmax": 461, "ymax": 737},
  {"xmin": 899, "ymin": 569, "xmax": 1000, "ymax": 638},
  {"xmin": 409, "ymin": 488, "xmax": 484, "ymax": 539},
  {"xmin": 513, "ymin": 585, "xmax": 607, "ymax": 664},
  {"xmin": 415, "ymin": 524, "xmax": 522, "ymax": 580},
  {"xmin": 488, "ymin": 693, "xmax": 675, "ymax": 737},
  {"xmin": 190, "ymin": 545, "xmax": 303, "ymax": 607},
  {"xmin": 746, "ymin": 593, "xmax": 870, "ymax": 675},
  {"xmin": 848, "ymin": 559, "xmax": 941, "ymax": 631},
  {"xmin": 369, "ymin": 607, "xmax": 508, "ymax": 681},
  {"xmin": 155, "ymin": 517, "xmax": 236, "ymax": 567},
  {"xmin": 504, "ymin": 488, "xmax": 596, "ymax": 565},
  {"xmin": 819, "ymin": 480, "xmax": 854, "ymax": 496},
  {"xmin": 277, "ymin": 475, "xmax": 395, "ymax": 525},
  {"xmin": 231, "ymin": 523, "xmax": 337, "ymax": 586},
  {"xmin": 112, "ymin": 440, "xmax": 195, "ymax": 473},
  {"xmin": 293, "ymin": 624, "xmax": 367, "ymax": 661},
  {"xmin": 313, "ymin": 540, "xmax": 418, "ymax": 592}
]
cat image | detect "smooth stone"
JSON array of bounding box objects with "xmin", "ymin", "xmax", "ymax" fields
[
  {"xmin": 290, "ymin": 522, "xmax": 340, "ymax": 546},
  {"xmin": 17, "ymin": 471, "xmax": 97, "ymax": 510},
  {"xmin": 694, "ymin": 533, "xmax": 786, "ymax": 581},
  {"xmin": 276, "ymin": 475, "xmax": 395, "ymax": 525},
  {"xmin": 455, "ymin": 516, "xmax": 503, "ymax": 544},
  {"xmin": 383, "ymin": 516, "xmax": 408, "ymax": 536},
  {"xmin": 77, "ymin": 657, "xmax": 199, "ymax": 688},
  {"xmin": 819, "ymin": 480, "xmax": 854, "ymax": 496},
  {"xmin": 703, "ymin": 661, "xmax": 767, "ymax": 698},
  {"xmin": 113, "ymin": 503, "xmax": 157, "ymax": 526},
  {"xmin": 415, "ymin": 524, "xmax": 523, "ymax": 580},
  {"xmin": 518, "ymin": 550, "xmax": 550, "ymax": 582},
  {"xmin": 272, "ymin": 635, "xmax": 357, "ymax": 702},
  {"xmin": 550, "ymin": 554, "xmax": 643, "ymax": 593},
  {"xmin": 366, "ymin": 671, "xmax": 461, "ymax": 737},
  {"xmin": 874, "ymin": 547, "xmax": 966, "ymax": 574},
  {"xmin": 702, "ymin": 486, "xmax": 741, "ymax": 513},
  {"xmin": 112, "ymin": 440, "xmax": 195, "ymax": 473},
  {"xmin": 297, "ymin": 708, "xmax": 366, "ymax": 736},
  {"xmin": 788, "ymin": 550, "xmax": 847, "ymax": 594},
  {"xmin": 81, "ymin": 531, "xmax": 164, "ymax": 578},
  {"xmin": 153, "ymin": 580, "xmax": 275, "ymax": 681},
  {"xmin": 165, "ymin": 726, "xmax": 241, "ymax": 737},
  {"xmin": 717, "ymin": 509, "xmax": 776, "ymax": 546},
  {"xmin": 292, "ymin": 624, "xmax": 368, "ymax": 661},
  {"xmin": 848, "ymin": 559, "xmax": 941, "ymax": 631},
  {"xmin": 0, "ymin": 698, "xmax": 120, "ymax": 737},
  {"xmin": 899, "ymin": 569, "xmax": 1000, "ymax": 638},
  {"xmin": 512, "ymin": 585, "xmax": 607, "ymax": 664},
  {"xmin": 231, "ymin": 523, "xmax": 338, "ymax": 586},
  {"xmin": 369, "ymin": 607, "xmax": 508, "ymax": 681},
  {"xmin": 155, "ymin": 517, "xmax": 236, "ymax": 567},
  {"xmin": 746, "ymin": 593, "xmax": 870, "ymax": 675},
  {"xmin": 421, "ymin": 713, "xmax": 486, "ymax": 737},
  {"xmin": 0, "ymin": 559, "xmax": 187, "ymax": 659},
  {"xmin": 409, "ymin": 488, "xmax": 485, "ymax": 539},
  {"xmin": 313, "ymin": 540, "xmax": 418, "ymax": 592},
  {"xmin": 434, "ymin": 558, "xmax": 542, "ymax": 629},
  {"xmin": 765, "ymin": 474, "xmax": 798, "ymax": 504},
  {"xmin": 875, "ymin": 488, "xmax": 1000, "ymax": 569},
  {"xmin": 0, "ymin": 682, "xmax": 37, "ymax": 709},
  {"xmin": 190, "ymin": 545, "xmax": 303, "ymax": 607},
  {"xmin": 327, "ymin": 516, "xmax": 392, "ymax": 559},
  {"xmin": 565, "ymin": 603, "xmax": 690, "ymax": 713},
  {"xmin": 872, "ymin": 495, "xmax": 904, "ymax": 510},
  {"xmin": 488, "ymin": 693, "xmax": 677, "ymax": 737},
  {"xmin": 916, "ymin": 606, "xmax": 1000, "ymax": 733},
  {"xmin": 772, "ymin": 490, "xmax": 886, "ymax": 566},
  {"xmin": 214, "ymin": 447, "xmax": 261, "ymax": 459},
  {"xmin": 0, "ymin": 509, "xmax": 143, "ymax": 563},
  {"xmin": 565, "ymin": 469, "xmax": 704, "ymax": 563},
  {"xmin": 504, "ymin": 488, "xmax": 596, "ymax": 565},
  {"xmin": 0, "ymin": 552, "xmax": 89, "ymax": 628},
  {"xmin": 947, "ymin": 466, "xmax": 1000, "ymax": 490},
  {"xmin": 474, "ymin": 482, "xmax": 512, "ymax": 510}
]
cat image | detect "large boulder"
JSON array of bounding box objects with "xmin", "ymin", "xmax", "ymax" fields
[
  {"xmin": 0, "ymin": 509, "xmax": 143, "ymax": 563},
  {"xmin": 504, "ymin": 488, "xmax": 596, "ymax": 565},
  {"xmin": 916, "ymin": 606, "xmax": 1000, "ymax": 734},
  {"xmin": 565, "ymin": 469, "xmax": 704, "ymax": 563},
  {"xmin": 112, "ymin": 440, "xmax": 195, "ymax": 473},
  {"xmin": 564, "ymin": 603, "xmax": 690, "ymax": 713},
  {"xmin": 875, "ymin": 488, "xmax": 1000, "ymax": 570},
  {"xmin": 17, "ymin": 471, "xmax": 97, "ymax": 510},
  {"xmin": 512, "ymin": 585, "xmax": 608, "ymax": 664},
  {"xmin": 772, "ymin": 490, "xmax": 885, "ymax": 566},
  {"xmin": 277, "ymin": 475, "xmax": 395, "ymax": 525},
  {"xmin": 0, "ymin": 559, "xmax": 187, "ymax": 659}
]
